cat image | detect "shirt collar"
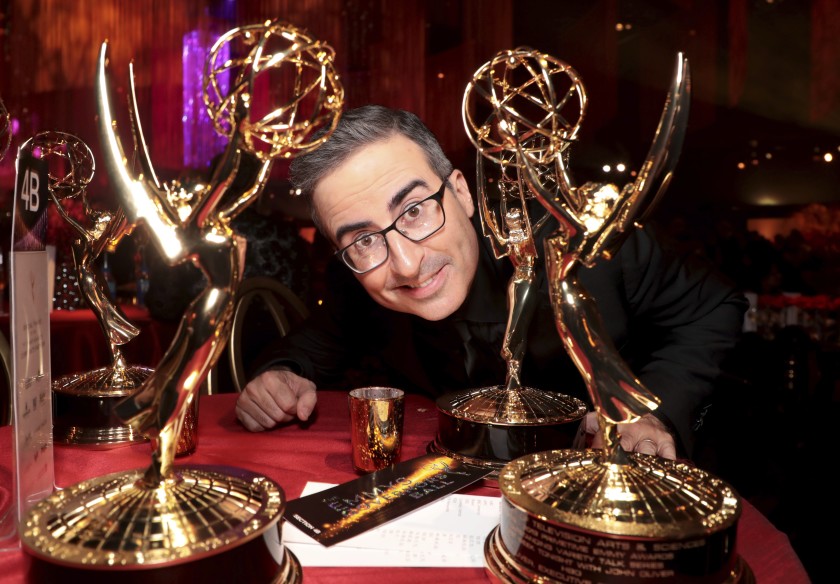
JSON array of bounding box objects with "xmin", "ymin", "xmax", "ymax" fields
[{"xmin": 451, "ymin": 213, "xmax": 511, "ymax": 324}]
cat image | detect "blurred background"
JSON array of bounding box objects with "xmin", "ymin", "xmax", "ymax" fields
[{"xmin": 0, "ymin": 1, "xmax": 834, "ymax": 580}]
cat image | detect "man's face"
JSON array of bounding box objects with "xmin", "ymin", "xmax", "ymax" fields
[{"xmin": 313, "ymin": 134, "xmax": 479, "ymax": 321}]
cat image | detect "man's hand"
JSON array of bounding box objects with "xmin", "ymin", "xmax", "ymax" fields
[
  {"xmin": 235, "ymin": 369, "xmax": 317, "ymax": 432},
  {"xmin": 581, "ymin": 412, "xmax": 677, "ymax": 460}
]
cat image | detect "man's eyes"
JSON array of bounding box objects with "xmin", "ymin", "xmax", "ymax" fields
[
  {"xmin": 400, "ymin": 199, "xmax": 427, "ymax": 219},
  {"xmin": 352, "ymin": 234, "xmax": 378, "ymax": 248},
  {"xmin": 403, "ymin": 205, "xmax": 422, "ymax": 219},
  {"xmin": 342, "ymin": 196, "xmax": 430, "ymax": 247}
]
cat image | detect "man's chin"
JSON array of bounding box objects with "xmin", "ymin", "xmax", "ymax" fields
[
  {"xmin": 378, "ymin": 295, "xmax": 460, "ymax": 321},
  {"xmin": 413, "ymin": 304, "xmax": 457, "ymax": 322}
]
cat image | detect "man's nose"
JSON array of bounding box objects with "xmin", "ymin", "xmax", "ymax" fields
[{"xmin": 385, "ymin": 231, "xmax": 424, "ymax": 275}]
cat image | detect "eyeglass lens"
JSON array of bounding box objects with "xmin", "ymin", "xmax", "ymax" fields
[{"xmin": 342, "ymin": 186, "xmax": 445, "ymax": 273}]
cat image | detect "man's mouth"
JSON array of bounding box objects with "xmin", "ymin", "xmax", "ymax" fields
[
  {"xmin": 406, "ymin": 275, "xmax": 435, "ymax": 289},
  {"xmin": 394, "ymin": 264, "xmax": 447, "ymax": 297}
]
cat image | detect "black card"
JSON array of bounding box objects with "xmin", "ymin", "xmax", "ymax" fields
[{"xmin": 284, "ymin": 453, "xmax": 493, "ymax": 546}]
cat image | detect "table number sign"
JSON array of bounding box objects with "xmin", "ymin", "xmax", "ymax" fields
[{"xmin": 8, "ymin": 141, "xmax": 55, "ymax": 535}]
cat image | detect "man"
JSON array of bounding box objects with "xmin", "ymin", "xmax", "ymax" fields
[{"xmin": 235, "ymin": 105, "xmax": 746, "ymax": 460}]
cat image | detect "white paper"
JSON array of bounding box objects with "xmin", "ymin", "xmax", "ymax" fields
[{"xmin": 282, "ymin": 482, "xmax": 501, "ymax": 568}]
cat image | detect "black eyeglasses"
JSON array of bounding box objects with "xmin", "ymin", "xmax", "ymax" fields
[{"xmin": 336, "ymin": 179, "xmax": 448, "ymax": 274}]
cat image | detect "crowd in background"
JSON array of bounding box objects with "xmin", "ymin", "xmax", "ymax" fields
[
  {"xmin": 663, "ymin": 215, "xmax": 829, "ymax": 297},
  {"xmin": 656, "ymin": 207, "xmax": 838, "ymax": 581}
]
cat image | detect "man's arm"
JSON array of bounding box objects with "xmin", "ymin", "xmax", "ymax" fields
[
  {"xmin": 618, "ymin": 224, "xmax": 747, "ymax": 456},
  {"xmin": 236, "ymin": 257, "xmax": 381, "ymax": 430}
]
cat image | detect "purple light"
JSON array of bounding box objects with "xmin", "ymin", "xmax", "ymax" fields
[{"xmin": 183, "ymin": 29, "xmax": 229, "ymax": 170}]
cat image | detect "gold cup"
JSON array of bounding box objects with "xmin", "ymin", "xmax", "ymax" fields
[{"xmin": 349, "ymin": 387, "xmax": 405, "ymax": 473}]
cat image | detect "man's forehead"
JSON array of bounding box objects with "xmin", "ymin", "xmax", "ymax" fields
[{"xmin": 314, "ymin": 137, "xmax": 434, "ymax": 230}]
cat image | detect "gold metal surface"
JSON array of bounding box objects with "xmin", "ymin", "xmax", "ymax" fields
[
  {"xmin": 36, "ymin": 132, "xmax": 139, "ymax": 365},
  {"xmin": 441, "ymin": 386, "xmax": 585, "ymax": 425},
  {"xmin": 486, "ymin": 449, "xmax": 750, "ymax": 583},
  {"xmin": 349, "ymin": 387, "xmax": 405, "ymax": 472},
  {"xmin": 522, "ymin": 51, "xmax": 688, "ymax": 430},
  {"xmin": 499, "ymin": 450, "xmax": 739, "ymax": 538},
  {"xmin": 484, "ymin": 525, "xmax": 755, "ymax": 584},
  {"xmin": 434, "ymin": 48, "xmax": 590, "ymax": 435},
  {"xmin": 463, "ymin": 47, "xmax": 690, "ymax": 433},
  {"xmin": 430, "ymin": 384, "xmax": 585, "ymax": 478},
  {"xmin": 20, "ymin": 20, "xmax": 341, "ymax": 580},
  {"xmin": 174, "ymin": 395, "xmax": 199, "ymax": 457},
  {"xmin": 477, "ymin": 158, "xmax": 547, "ymax": 395},
  {"xmin": 51, "ymin": 366, "xmax": 151, "ymax": 398},
  {"xmin": 52, "ymin": 366, "xmax": 152, "ymax": 446},
  {"xmin": 96, "ymin": 19, "xmax": 342, "ymax": 483},
  {"xmin": 22, "ymin": 466, "xmax": 286, "ymax": 565},
  {"xmin": 469, "ymin": 47, "xmax": 752, "ymax": 583}
]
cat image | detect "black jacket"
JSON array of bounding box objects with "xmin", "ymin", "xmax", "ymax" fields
[{"xmin": 257, "ymin": 215, "xmax": 747, "ymax": 456}]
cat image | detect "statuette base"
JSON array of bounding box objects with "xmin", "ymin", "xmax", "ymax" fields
[
  {"xmin": 21, "ymin": 464, "xmax": 300, "ymax": 583},
  {"xmin": 52, "ymin": 365, "xmax": 152, "ymax": 447},
  {"xmin": 485, "ymin": 449, "xmax": 753, "ymax": 584},
  {"xmin": 432, "ymin": 387, "xmax": 586, "ymax": 476}
]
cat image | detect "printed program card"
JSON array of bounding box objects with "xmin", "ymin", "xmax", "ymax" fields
[{"xmin": 284, "ymin": 453, "xmax": 492, "ymax": 547}]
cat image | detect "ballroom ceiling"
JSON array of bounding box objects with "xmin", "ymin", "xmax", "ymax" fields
[
  {"xmin": 0, "ymin": 0, "xmax": 836, "ymax": 217},
  {"xmin": 511, "ymin": 0, "xmax": 840, "ymax": 213}
]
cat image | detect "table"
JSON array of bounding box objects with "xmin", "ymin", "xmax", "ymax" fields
[{"xmin": 0, "ymin": 391, "xmax": 811, "ymax": 583}]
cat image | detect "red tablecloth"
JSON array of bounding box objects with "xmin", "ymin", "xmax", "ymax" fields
[{"xmin": 0, "ymin": 392, "xmax": 811, "ymax": 583}]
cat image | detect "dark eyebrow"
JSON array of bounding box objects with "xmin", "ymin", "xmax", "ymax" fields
[
  {"xmin": 334, "ymin": 179, "xmax": 430, "ymax": 245},
  {"xmin": 335, "ymin": 220, "xmax": 374, "ymax": 245},
  {"xmin": 387, "ymin": 179, "xmax": 428, "ymax": 213}
]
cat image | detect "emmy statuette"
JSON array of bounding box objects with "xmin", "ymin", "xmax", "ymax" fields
[
  {"xmin": 20, "ymin": 20, "xmax": 343, "ymax": 583},
  {"xmin": 26, "ymin": 131, "xmax": 152, "ymax": 447},
  {"xmin": 430, "ymin": 50, "xmax": 591, "ymax": 475},
  {"xmin": 474, "ymin": 48, "xmax": 755, "ymax": 584}
]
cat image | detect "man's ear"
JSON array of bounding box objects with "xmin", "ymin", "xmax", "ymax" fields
[
  {"xmin": 450, "ymin": 169, "xmax": 475, "ymax": 218},
  {"xmin": 309, "ymin": 191, "xmax": 336, "ymax": 247}
]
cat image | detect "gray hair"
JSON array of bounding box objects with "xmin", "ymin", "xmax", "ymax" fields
[{"xmin": 289, "ymin": 105, "xmax": 454, "ymax": 232}]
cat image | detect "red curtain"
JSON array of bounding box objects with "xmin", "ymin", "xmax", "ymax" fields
[
  {"xmin": 810, "ymin": 0, "xmax": 840, "ymax": 122},
  {"xmin": 0, "ymin": 0, "xmax": 514, "ymax": 196},
  {"xmin": 728, "ymin": 0, "xmax": 748, "ymax": 108}
]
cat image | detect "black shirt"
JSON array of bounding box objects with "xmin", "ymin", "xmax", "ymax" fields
[{"xmin": 257, "ymin": 215, "xmax": 747, "ymax": 455}]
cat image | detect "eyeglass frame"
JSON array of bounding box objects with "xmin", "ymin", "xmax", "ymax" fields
[{"xmin": 335, "ymin": 177, "xmax": 449, "ymax": 274}]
